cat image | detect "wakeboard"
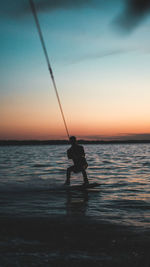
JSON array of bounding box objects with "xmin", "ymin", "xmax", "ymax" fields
[{"xmin": 36, "ymin": 182, "xmax": 100, "ymax": 193}]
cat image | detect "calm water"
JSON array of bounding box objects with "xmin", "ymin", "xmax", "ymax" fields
[{"xmin": 0, "ymin": 144, "xmax": 150, "ymax": 228}]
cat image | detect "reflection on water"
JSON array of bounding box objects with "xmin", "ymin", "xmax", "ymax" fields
[
  {"xmin": 0, "ymin": 144, "xmax": 150, "ymax": 228},
  {"xmin": 66, "ymin": 191, "xmax": 89, "ymax": 216}
]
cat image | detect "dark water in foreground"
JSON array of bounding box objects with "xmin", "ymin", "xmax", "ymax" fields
[
  {"xmin": 0, "ymin": 144, "xmax": 150, "ymax": 266},
  {"xmin": 0, "ymin": 144, "xmax": 150, "ymax": 227}
]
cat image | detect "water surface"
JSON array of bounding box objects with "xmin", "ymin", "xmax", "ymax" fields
[{"xmin": 0, "ymin": 144, "xmax": 150, "ymax": 228}]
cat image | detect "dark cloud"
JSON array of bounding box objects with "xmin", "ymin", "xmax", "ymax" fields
[
  {"xmin": 23, "ymin": 0, "xmax": 150, "ymax": 33},
  {"xmin": 109, "ymin": 133, "xmax": 150, "ymax": 141},
  {"xmin": 35, "ymin": 0, "xmax": 92, "ymax": 12},
  {"xmin": 26, "ymin": 0, "xmax": 150, "ymax": 33},
  {"xmin": 0, "ymin": 0, "xmax": 101, "ymax": 19},
  {"xmin": 19, "ymin": 0, "xmax": 98, "ymax": 16},
  {"xmin": 116, "ymin": 0, "xmax": 150, "ymax": 32},
  {"xmin": 1, "ymin": 0, "xmax": 150, "ymax": 33},
  {"xmin": 79, "ymin": 133, "xmax": 150, "ymax": 141},
  {"xmin": 0, "ymin": 1, "xmax": 25, "ymax": 16},
  {"xmin": 126, "ymin": 133, "xmax": 150, "ymax": 140}
]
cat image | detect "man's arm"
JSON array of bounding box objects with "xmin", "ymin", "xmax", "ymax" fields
[{"xmin": 67, "ymin": 149, "xmax": 72, "ymax": 159}]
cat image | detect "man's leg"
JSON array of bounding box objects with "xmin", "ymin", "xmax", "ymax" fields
[
  {"xmin": 65, "ymin": 166, "xmax": 74, "ymax": 185},
  {"xmin": 82, "ymin": 170, "xmax": 89, "ymax": 185}
]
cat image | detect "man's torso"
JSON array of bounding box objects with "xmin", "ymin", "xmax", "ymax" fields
[{"xmin": 67, "ymin": 145, "xmax": 88, "ymax": 170}]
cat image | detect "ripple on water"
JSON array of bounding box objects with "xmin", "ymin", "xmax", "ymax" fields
[{"xmin": 0, "ymin": 144, "xmax": 150, "ymax": 228}]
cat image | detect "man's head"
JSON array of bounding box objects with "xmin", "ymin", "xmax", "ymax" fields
[{"xmin": 69, "ymin": 136, "xmax": 77, "ymax": 145}]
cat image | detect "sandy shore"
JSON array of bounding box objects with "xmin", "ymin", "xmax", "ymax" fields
[{"xmin": 0, "ymin": 215, "xmax": 150, "ymax": 266}]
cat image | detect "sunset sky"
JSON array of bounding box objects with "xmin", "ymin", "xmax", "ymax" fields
[{"xmin": 1, "ymin": 0, "xmax": 150, "ymax": 140}]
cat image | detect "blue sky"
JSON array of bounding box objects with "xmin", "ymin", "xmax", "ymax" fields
[{"xmin": 0, "ymin": 0, "xmax": 150, "ymax": 139}]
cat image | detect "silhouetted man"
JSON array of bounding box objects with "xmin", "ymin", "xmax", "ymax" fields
[{"xmin": 65, "ymin": 136, "xmax": 89, "ymax": 185}]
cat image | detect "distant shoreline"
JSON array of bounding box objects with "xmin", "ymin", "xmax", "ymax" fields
[{"xmin": 0, "ymin": 140, "xmax": 150, "ymax": 146}]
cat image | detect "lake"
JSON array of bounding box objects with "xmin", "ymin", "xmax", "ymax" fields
[{"xmin": 0, "ymin": 144, "xmax": 150, "ymax": 266}]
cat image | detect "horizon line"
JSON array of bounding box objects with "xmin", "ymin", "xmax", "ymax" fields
[{"xmin": 0, "ymin": 139, "xmax": 150, "ymax": 145}]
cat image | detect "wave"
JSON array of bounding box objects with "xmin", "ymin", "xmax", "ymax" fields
[
  {"xmin": 33, "ymin": 164, "xmax": 51, "ymax": 168},
  {"xmin": 0, "ymin": 177, "xmax": 66, "ymax": 194},
  {"xmin": 110, "ymin": 199, "xmax": 150, "ymax": 210}
]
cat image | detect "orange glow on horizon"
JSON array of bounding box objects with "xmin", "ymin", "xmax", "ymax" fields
[
  {"xmin": 1, "ymin": 92, "xmax": 150, "ymax": 140},
  {"xmin": 1, "ymin": 120, "xmax": 150, "ymax": 140}
]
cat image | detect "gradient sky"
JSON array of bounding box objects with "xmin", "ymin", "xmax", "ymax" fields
[{"xmin": 0, "ymin": 0, "xmax": 150, "ymax": 140}]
